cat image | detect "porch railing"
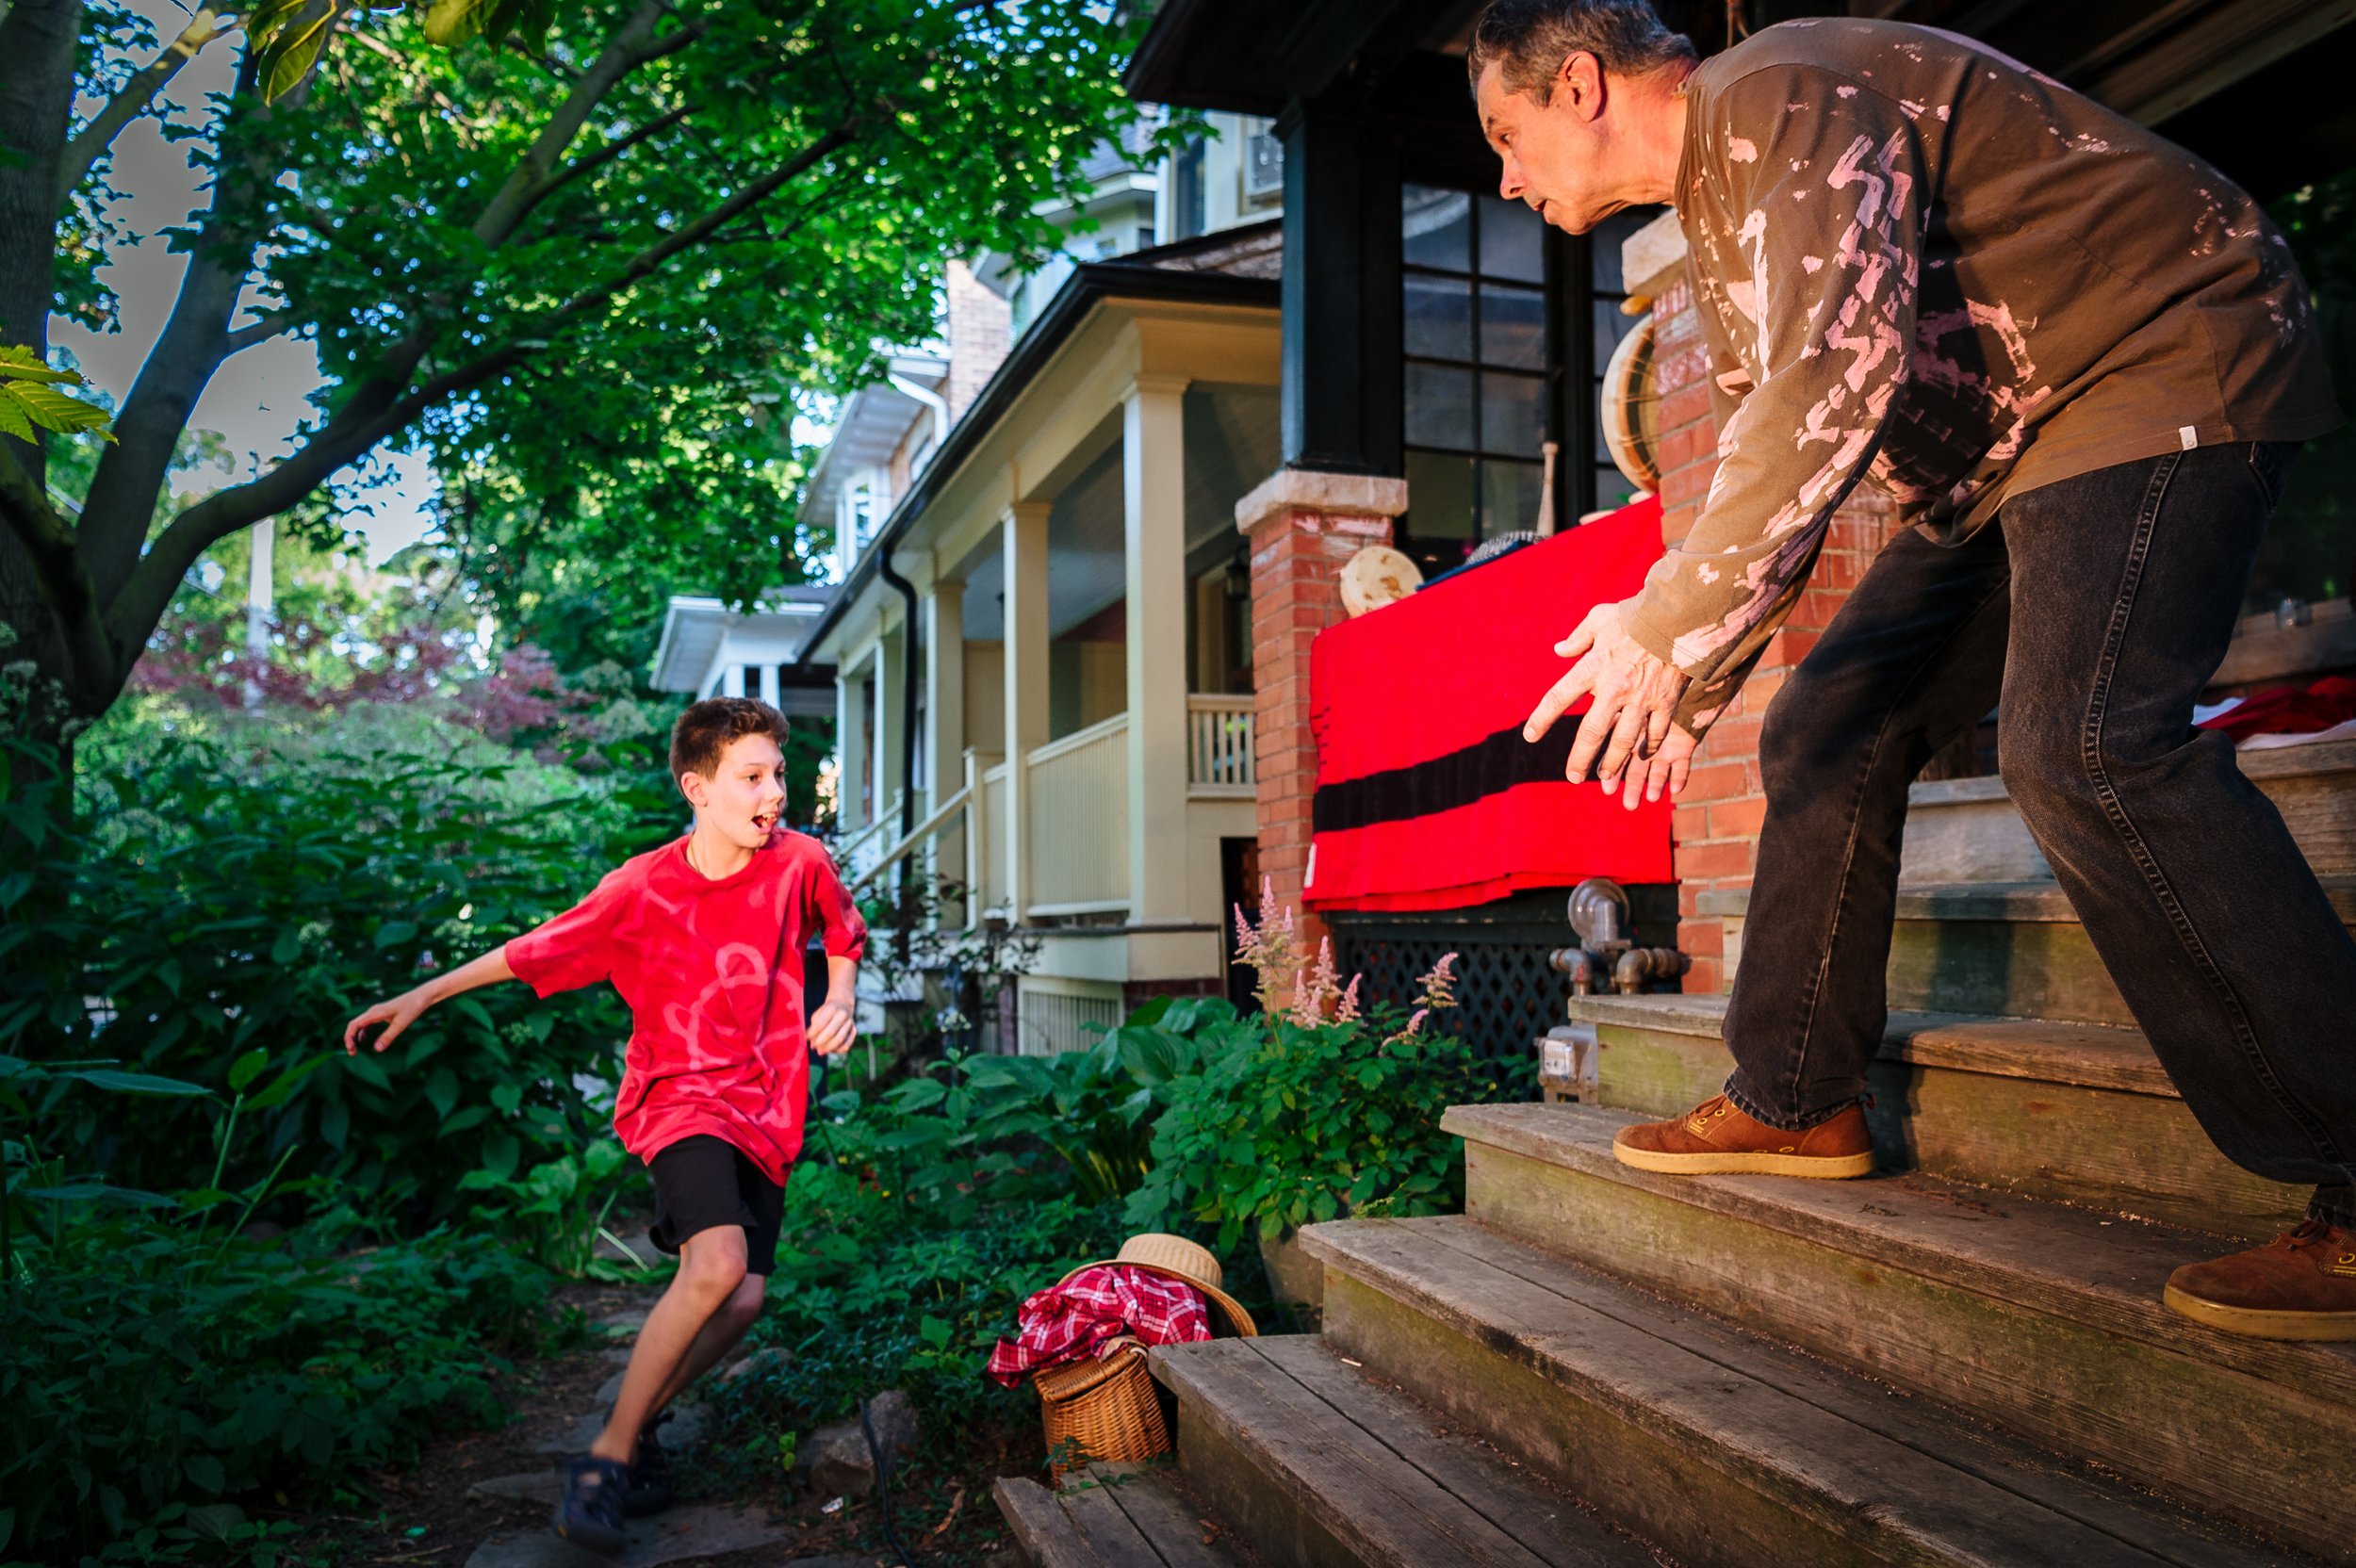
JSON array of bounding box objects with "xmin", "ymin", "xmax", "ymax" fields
[
  {"xmin": 1186, "ymin": 694, "xmax": 1255, "ymax": 797},
  {"xmin": 1024, "ymin": 712, "xmax": 1129, "ymax": 916}
]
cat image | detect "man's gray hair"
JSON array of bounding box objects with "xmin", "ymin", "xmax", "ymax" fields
[{"xmin": 1465, "ymin": 0, "xmax": 1698, "ymax": 102}]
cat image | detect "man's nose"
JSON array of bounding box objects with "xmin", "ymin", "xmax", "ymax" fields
[{"xmin": 1497, "ymin": 160, "xmax": 1523, "ymax": 201}]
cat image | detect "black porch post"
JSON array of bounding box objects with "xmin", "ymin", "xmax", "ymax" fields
[{"xmin": 1278, "ymin": 92, "xmax": 1404, "ymax": 477}]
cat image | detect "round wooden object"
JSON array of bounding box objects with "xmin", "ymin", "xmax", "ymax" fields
[
  {"xmin": 1601, "ymin": 308, "xmax": 1661, "ymax": 497},
  {"xmin": 1339, "ymin": 546, "xmax": 1423, "ymax": 616}
]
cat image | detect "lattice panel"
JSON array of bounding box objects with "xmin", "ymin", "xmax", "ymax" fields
[{"xmin": 1333, "ymin": 925, "xmax": 1568, "ymax": 1067}]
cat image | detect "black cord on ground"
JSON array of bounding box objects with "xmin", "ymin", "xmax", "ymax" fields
[{"xmin": 859, "ymin": 1396, "xmax": 915, "ymax": 1567}]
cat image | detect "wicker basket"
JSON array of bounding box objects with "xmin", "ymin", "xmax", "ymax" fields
[{"xmin": 1033, "ymin": 1342, "xmax": 1169, "ymax": 1478}]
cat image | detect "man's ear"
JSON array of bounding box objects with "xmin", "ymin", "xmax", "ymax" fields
[{"xmin": 1559, "ymin": 49, "xmax": 1607, "ymax": 122}]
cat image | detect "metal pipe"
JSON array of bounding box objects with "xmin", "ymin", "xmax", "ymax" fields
[{"xmin": 877, "ymin": 555, "xmax": 922, "ymax": 838}]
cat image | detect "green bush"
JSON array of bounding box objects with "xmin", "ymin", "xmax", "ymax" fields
[
  {"xmin": 1, "ymin": 722, "xmax": 675, "ymax": 1221},
  {"xmin": 1121, "ymin": 998, "xmax": 1528, "ymax": 1251},
  {"xmin": 1, "ymin": 1210, "xmax": 549, "ymax": 1566}
]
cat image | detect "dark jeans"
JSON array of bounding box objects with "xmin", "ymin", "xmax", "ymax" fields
[{"xmin": 1723, "ymin": 442, "xmax": 2356, "ymax": 1229}]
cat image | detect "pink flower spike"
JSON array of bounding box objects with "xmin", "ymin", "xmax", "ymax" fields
[{"xmin": 1336, "ymin": 974, "xmax": 1363, "ymax": 1022}]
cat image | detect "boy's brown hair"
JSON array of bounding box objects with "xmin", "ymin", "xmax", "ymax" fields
[{"xmin": 669, "ymin": 697, "xmax": 790, "ymax": 783}]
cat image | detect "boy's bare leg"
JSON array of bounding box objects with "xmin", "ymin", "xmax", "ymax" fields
[
  {"xmin": 591, "ymin": 1227, "xmax": 747, "ymax": 1464},
  {"xmin": 646, "ymin": 1274, "xmax": 766, "ymax": 1414}
]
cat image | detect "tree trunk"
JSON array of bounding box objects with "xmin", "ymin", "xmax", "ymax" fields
[{"xmin": 0, "ymin": 0, "xmax": 87, "ymax": 736}]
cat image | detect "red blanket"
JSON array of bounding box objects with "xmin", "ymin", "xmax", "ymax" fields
[{"xmin": 1305, "ymin": 500, "xmax": 1675, "ymax": 911}]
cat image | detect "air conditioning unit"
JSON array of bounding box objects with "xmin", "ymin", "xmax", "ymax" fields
[{"xmin": 1243, "ymin": 122, "xmax": 1284, "ymax": 201}]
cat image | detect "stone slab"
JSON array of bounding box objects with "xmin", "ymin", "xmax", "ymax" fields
[{"xmin": 463, "ymin": 1504, "xmax": 793, "ymax": 1568}]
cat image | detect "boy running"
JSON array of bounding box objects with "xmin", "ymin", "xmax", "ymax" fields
[{"xmin": 342, "ymin": 697, "xmax": 866, "ymax": 1556}]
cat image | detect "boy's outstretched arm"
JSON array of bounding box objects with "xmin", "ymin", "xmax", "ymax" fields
[
  {"xmin": 810, "ymin": 956, "xmax": 858, "ymax": 1056},
  {"xmin": 343, "ymin": 948, "xmax": 515, "ymax": 1055}
]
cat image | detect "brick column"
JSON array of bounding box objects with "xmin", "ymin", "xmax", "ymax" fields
[
  {"xmin": 1625, "ymin": 217, "xmax": 1906, "ymax": 995},
  {"xmin": 1235, "ymin": 468, "xmax": 1409, "ymax": 952}
]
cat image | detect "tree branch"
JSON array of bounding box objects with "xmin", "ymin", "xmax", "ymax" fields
[
  {"xmin": 56, "ymin": 8, "xmax": 236, "ymax": 203},
  {"xmin": 0, "ymin": 442, "xmax": 120, "ymax": 710},
  {"xmin": 224, "ymin": 312, "xmax": 295, "ymax": 353},
  {"xmin": 527, "ymin": 101, "xmax": 692, "ymax": 208},
  {"xmin": 107, "ymin": 121, "xmax": 860, "ymax": 669}
]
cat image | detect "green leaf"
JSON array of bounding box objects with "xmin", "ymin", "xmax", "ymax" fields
[
  {"xmin": 183, "ymin": 1454, "xmax": 226, "ymax": 1494},
  {"xmin": 270, "ymin": 925, "xmax": 303, "ymax": 965},
  {"xmin": 0, "ymin": 378, "xmax": 111, "ymax": 439},
  {"xmin": 229, "ymin": 1048, "xmax": 270, "ymax": 1092},
  {"xmin": 62, "ymin": 1068, "xmax": 210, "ymax": 1097},
  {"xmin": 373, "ymin": 920, "xmax": 418, "ymax": 950},
  {"xmin": 425, "ymin": 1067, "xmax": 460, "ymax": 1121}
]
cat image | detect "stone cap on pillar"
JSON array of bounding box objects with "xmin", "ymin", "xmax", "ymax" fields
[
  {"xmin": 1235, "ymin": 467, "xmax": 1411, "ymax": 535},
  {"xmin": 1622, "ymin": 209, "xmax": 1688, "ymax": 302}
]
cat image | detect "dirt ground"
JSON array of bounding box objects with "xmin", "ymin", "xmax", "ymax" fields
[{"xmin": 291, "ymin": 1278, "xmax": 1039, "ymax": 1568}]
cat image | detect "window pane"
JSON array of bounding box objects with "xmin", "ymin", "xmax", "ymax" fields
[
  {"xmin": 1481, "ymin": 282, "xmax": 1546, "ymax": 370},
  {"xmin": 1593, "ymin": 299, "xmax": 1635, "ymax": 364},
  {"xmin": 1481, "ymin": 369, "xmax": 1546, "ymax": 458},
  {"xmin": 1404, "ymin": 272, "xmax": 1473, "ymax": 361},
  {"xmin": 1596, "ymin": 466, "xmax": 1639, "ymax": 513},
  {"xmin": 1588, "ymin": 206, "xmax": 1658, "ymax": 294},
  {"xmin": 1402, "ymin": 186, "xmax": 1472, "ymax": 271},
  {"xmin": 1480, "ymin": 196, "xmax": 1546, "ymax": 283},
  {"xmin": 1481, "ymin": 458, "xmax": 1546, "ymax": 536},
  {"xmin": 1406, "ymin": 449, "xmax": 1477, "ymax": 542},
  {"xmin": 1406, "ymin": 362, "xmax": 1476, "ymax": 449}
]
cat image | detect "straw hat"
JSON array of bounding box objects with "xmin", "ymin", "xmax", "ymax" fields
[{"xmin": 1058, "ymin": 1233, "xmax": 1258, "ymax": 1338}]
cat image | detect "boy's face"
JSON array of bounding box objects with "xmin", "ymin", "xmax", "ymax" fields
[{"xmin": 679, "ymin": 732, "xmax": 787, "ymax": 845}]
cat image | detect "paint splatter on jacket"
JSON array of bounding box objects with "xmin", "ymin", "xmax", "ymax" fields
[{"xmin": 1625, "ymin": 18, "xmax": 2340, "ymax": 735}]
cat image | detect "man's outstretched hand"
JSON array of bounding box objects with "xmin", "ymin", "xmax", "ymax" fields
[{"xmin": 1523, "ymin": 599, "xmax": 1698, "ymax": 809}]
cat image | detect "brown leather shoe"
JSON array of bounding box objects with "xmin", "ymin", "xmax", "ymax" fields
[
  {"xmin": 2163, "ymin": 1219, "xmax": 2356, "ymax": 1341},
  {"xmin": 1612, "ymin": 1094, "xmax": 1874, "ymax": 1178}
]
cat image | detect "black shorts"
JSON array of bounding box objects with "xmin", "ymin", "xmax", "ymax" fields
[{"xmin": 646, "ymin": 1135, "xmax": 787, "ymax": 1276}]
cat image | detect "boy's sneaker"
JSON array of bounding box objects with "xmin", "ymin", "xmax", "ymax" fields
[
  {"xmin": 551, "ymin": 1454, "xmax": 630, "ymax": 1557},
  {"xmin": 625, "ymin": 1413, "xmax": 676, "ymax": 1516}
]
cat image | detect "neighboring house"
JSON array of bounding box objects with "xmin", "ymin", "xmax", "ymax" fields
[
  {"xmin": 648, "ymin": 585, "xmax": 838, "ymax": 720},
  {"xmin": 801, "ymin": 131, "xmax": 1284, "ymax": 1054}
]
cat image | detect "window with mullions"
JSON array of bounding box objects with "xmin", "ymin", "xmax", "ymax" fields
[
  {"xmin": 1399, "ymin": 186, "xmax": 1552, "ymax": 576},
  {"xmin": 1588, "ymin": 206, "xmax": 1660, "ymax": 516}
]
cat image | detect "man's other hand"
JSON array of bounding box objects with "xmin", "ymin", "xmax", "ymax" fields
[
  {"xmin": 1523, "ymin": 599, "xmax": 1693, "ymax": 798},
  {"xmin": 810, "ymin": 999, "xmax": 857, "ymax": 1056}
]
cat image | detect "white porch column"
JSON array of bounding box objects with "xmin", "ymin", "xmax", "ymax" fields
[
  {"xmin": 721, "ymin": 662, "xmax": 745, "ymax": 697},
  {"xmin": 836, "ymin": 655, "xmax": 867, "ymax": 831},
  {"xmin": 1002, "ymin": 502, "xmax": 1052, "ymax": 923},
  {"xmin": 1123, "ymin": 375, "xmax": 1191, "ymax": 923},
  {"xmin": 758, "ymin": 662, "xmax": 780, "ymax": 707},
  {"xmin": 924, "ymin": 580, "xmax": 967, "ymax": 898}
]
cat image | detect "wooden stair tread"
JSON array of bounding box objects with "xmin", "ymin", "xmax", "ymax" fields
[
  {"xmin": 1150, "ymin": 1335, "xmax": 1656, "ymax": 1568},
  {"xmin": 1564, "ymin": 993, "xmax": 2180, "ymax": 1097},
  {"xmin": 1696, "ymin": 874, "xmax": 2356, "ymax": 923},
  {"xmin": 993, "ymin": 1465, "xmax": 1249, "ymax": 1568},
  {"xmin": 1301, "ymin": 1214, "xmax": 2289, "ymax": 1567},
  {"xmin": 1438, "ymin": 1102, "xmax": 2356, "ymax": 1406}
]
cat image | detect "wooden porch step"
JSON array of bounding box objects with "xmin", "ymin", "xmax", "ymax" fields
[
  {"xmin": 1898, "ymin": 738, "xmax": 2356, "ymax": 885},
  {"xmin": 1299, "ymin": 1214, "xmax": 2298, "ymax": 1568},
  {"xmin": 1564, "ymin": 993, "xmax": 2307, "ymax": 1235},
  {"xmin": 1147, "ymin": 1334, "xmax": 1659, "ymax": 1568},
  {"xmin": 1440, "ymin": 1101, "xmax": 2356, "ymax": 1561},
  {"xmin": 1699, "ymin": 876, "xmax": 2356, "ymax": 1027},
  {"xmin": 993, "ymin": 1464, "xmax": 1251, "ymax": 1568}
]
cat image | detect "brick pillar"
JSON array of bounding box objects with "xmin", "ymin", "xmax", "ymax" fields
[
  {"xmin": 1235, "ymin": 468, "xmax": 1409, "ymax": 953},
  {"xmin": 1627, "ymin": 219, "xmax": 1907, "ymax": 996}
]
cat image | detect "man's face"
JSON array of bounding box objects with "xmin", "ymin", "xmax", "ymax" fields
[
  {"xmin": 680, "ymin": 732, "xmax": 788, "ymax": 846},
  {"xmin": 1478, "ymin": 56, "xmax": 1624, "ymax": 235}
]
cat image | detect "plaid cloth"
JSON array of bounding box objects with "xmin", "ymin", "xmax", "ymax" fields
[{"xmin": 986, "ymin": 1265, "xmax": 1213, "ymax": 1387}]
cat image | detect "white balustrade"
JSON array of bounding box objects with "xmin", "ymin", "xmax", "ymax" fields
[
  {"xmin": 1186, "ymin": 694, "xmax": 1256, "ymax": 796},
  {"xmin": 1024, "ymin": 713, "xmax": 1130, "ymax": 915}
]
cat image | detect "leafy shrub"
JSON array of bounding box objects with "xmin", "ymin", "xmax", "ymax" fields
[
  {"xmin": 0, "ymin": 725, "xmax": 675, "ymax": 1221},
  {"xmin": 1122, "ymin": 890, "xmax": 1531, "ymax": 1250},
  {"xmin": 1, "ymin": 1212, "xmax": 548, "ymax": 1565}
]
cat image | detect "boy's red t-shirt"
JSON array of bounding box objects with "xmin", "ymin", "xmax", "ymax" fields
[{"xmin": 503, "ymin": 828, "xmax": 866, "ymax": 1184}]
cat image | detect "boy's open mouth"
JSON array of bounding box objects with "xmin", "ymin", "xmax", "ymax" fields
[{"xmin": 752, "ymin": 810, "xmax": 778, "ymax": 834}]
